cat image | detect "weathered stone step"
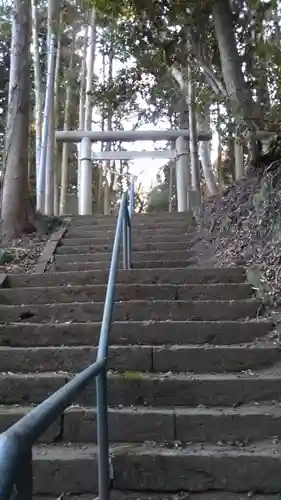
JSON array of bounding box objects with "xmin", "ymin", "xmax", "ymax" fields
[
  {"xmin": 31, "ymin": 441, "xmax": 281, "ymax": 494},
  {"xmin": 60, "ymin": 234, "xmax": 198, "ymax": 246},
  {"xmin": 70, "ymin": 213, "xmax": 194, "ymax": 225},
  {"xmin": 7, "ymin": 267, "xmax": 247, "ymax": 288},
  {"xmin": 72, "ymin": 211, "xmax": 192, "ymax": 218},
  {"xmin": 0, "ymin": 345, "xmax": 152, "ymax": 373},
  {"xmin": 64, "ymin": 227, "xmax": 194, "ymax": 238},
  {"xmin": 0, "ymin": 299, "xmax": 260, "ymax": 323},
  {"xmin": 109, "ymin": 494, "xmax": 279, "ymax": 500},
  {"xmin": 65, "ymin": 223, "xmax": 192, "ymax": 235},
  {"xmin": 153, "ymin": 343, "xmax": 279, "ymax": 373},
  {"xmin": 0, "ymin": 284, "xmax": 252, "ymax": 305},
  {"xmin": 54, "ymin": 249, "xmax": 195, "ymax": 264},
  {"xmin": 173, "ymin": 404, "xmax": 281, "ymax": 443},
  {"xmin": 67, "ymin": 221, "xmax": 194, "ymax": 231},
  {"xmin": 56, "ymin": 241, "xmax": 195, "ymax": 254},
  {"xmin": 1, "ymin": 370, "xmax": 280, "ymax": 406},
  {"xmin": 33, "ymin": 493, "xmax": 281, "ymax": 500},
  {"xmin": 0, "ymin": 343, "xmax": 277, "ymax": 374},
  {"xmin": 54, "ymin": 259, "xmax": 197, "ymax": 272},
  {"xmin": 2, "ymin": 404, "xmax": 281, "ymax": 445},
  {"xmin": 0, "ymin": 406, "xmax": 175, "ymax": 444},
  {"xmin": 0, "ymin": 320, "xmax": 271, "ymax": 347}
]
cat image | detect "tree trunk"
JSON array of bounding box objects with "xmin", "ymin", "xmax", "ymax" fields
[
  {"xmin": 54, "ymin": 143, "xmax": 62, "ymax": 215},
  {"xmin": 104, "ymin": 45, "xmax": 114, "ymax": 216},
  {"xmin": 168, "ymin": 162, "xmax": 173, "ymax": 212},
  {"xmin": 212, "ymin": 0, "xmax": 255, "ymax": 127},
  {"xmin": 188, "ymin": 66, "xmax": 200, "ymax": 194},
  {"xmin": 59, "ymin": 29, "xmax": 76, "ymax": 215},
  {"xmin": 53, "ymin": 11, "xmax": 62, "ymax": 216},
  {"xmin": 84, "ymin": 8, "xmax": 96, "ymax": 132},
  {"xmin": 244, "ymin": 5, "xmax": 270, "ymax": 119},
  {"xmin": 44, "ymin": 87, "xmax": 55, "ymax": 215},
  {"xmin": 37, "ymin": 0, "xmax": 57, "ymax": 212},
  {"xmin": 44, "ymin": 0, "xmax": 59, "ymax": 215},
  {"xmin": 274, "ymin": 5, "xmax": 281, "ymax": 44},
  {"xmin": 79, "ymin": 29, "xmax": 88, "ymax": 131},
  {"xmin": 77, "ymin": 27, "xmax": 88, "ymax": 203},
  {"xmin": 171, "ymin": 65, "xmax": 205, "ymax": 197},
  {"xmin": 234, "ymin": 137, "xmax": 244, "ymax": 179},
  {"xmin": 1, "ymin": 0, "xmax": 31, "ymax": 241},
  {"xmin": 197, "ymin": 107, "xmax": 219, "ymax": 196},
  {"xmin": 79, "ymin": 7, "xmax": 96, "ymax": 215},
  {"xmin": 216, "ymin": 103, "xmax": 223, "ymax": 189},
  {"xmin": 31, "ymin": 0, "xmax": 42, "ymax": 193}
]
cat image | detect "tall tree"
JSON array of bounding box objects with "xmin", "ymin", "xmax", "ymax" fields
[
  {"xmin": 31, "ymin": 0, "xmax": 42, "ymax": 187},
  {"xmin": 212, "ymin": 0, "xmax": 256, "ymax": 127},
  {"xmin": 1, "ymin": 0, "xmax": 31, "ymax": 241},
  {"xmin": 59, "ymin": 27, "xmax": 76, "ymax": 215}
]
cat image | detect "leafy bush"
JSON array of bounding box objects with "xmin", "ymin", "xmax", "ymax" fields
[{"xmin": 0, "ymin": 247, "xmax": 14, "ymax": 264}]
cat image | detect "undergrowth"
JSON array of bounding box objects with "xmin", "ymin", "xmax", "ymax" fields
[{"xmin": 192, "ymin": 162, "xmax": 281, "ymax": 307}]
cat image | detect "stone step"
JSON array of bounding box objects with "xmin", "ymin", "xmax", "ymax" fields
[
  {"xmin": 0, "ymin": 345, "xmax": 151, "ymax": 373},
  {"xmin": 70, "ymin": 213, "xmax": 194, "ymax": 225},
  {"xmin": 67, "ymin": 221, "xmax": 194, "ymax": 230},
  {"xmin": 54, "ymin": 259, "xmax": 197, "ymax": 272},
  {"xmin": 0, "ymin": 284, "xmax": 253, "ymax": 305},
  {"xmin": 56, "ymin": 241, "xmax": 195, "ymax": 254},
  {"xmin": 0, "ymin": 299, "xmax": 260, "ymax": 323},
  {"xmin": 0, "ymin": 343, "xmax": 277, "ymax": 374},
  {"xmin": 2, "ymin": 404, "xmax": 281, "ymax": 445},
  {"xmin": 7, "ymin": 268, "xmax": 246, "ymax": 288},
  {"xmin": 54, "ymin": 249, "xmax": 196, "ymax": 263},
  {"xmin": 0, "ymin": 321, "xmax": 271, "ymax": 347},
  {"xmin": 0, "ymin": 370, "xmax": 280, "ymax": 406},
  {"xmin": 71, "ymin": 211, "xmax": 192, "ymax": 219},
  {"xmin": 32, "ymin": 493, "xmax": 281, "ymax": 500},
  {"xmin": 111, "ymin": 494, "xmax": 279, "ymax": 500},
  {"xmin": 64, "ymin": 227, "xmax": 194, "ymax": 238},
  {"xmin": 31, "ymin": 441, "xmax": 281, "ymax": 494},
  {"xmin": 59, "ymin": 234, "xmax": 198, "ymax": 246}
]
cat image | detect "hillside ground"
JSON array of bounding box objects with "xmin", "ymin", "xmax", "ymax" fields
[
  {"xmin": 192, "ymin": 163, "xmax": 281, "ymax": 307},
  {"xmin": 0, "ymin": 216, "xmax": 63, "ymax": 274}
]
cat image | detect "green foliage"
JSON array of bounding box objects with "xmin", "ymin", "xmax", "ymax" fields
[
  {"xmin": 246, "ymin": 266, "xmax": 272, "ymax": 304},
  {"xmin": 192, "ymin": 204, "xmax": 204, "ymax": 231},
  {"xmin": 0, "ymin": 19, "xmax": 10, "ymax": 165},
  {"xmin": 219, "ymin": 215, "xmax": 232, "ymax": 233},
  {"xmin": 121, "ymin": 371, "xmax": 145, "ymax": 379},
  {"xmin": 252, "ymin": 176, "xmax": 274, "ymax": 236},
  {"xmin": 43, "ymin": 216, "xmax": 63, "ymax": 234},
  {"xmin": 251, "ymin": 172, "xmax": 281, "ymax": 242},
  {"xmin": 147, "ymin": 185, "xmax": 170, "ymax": 212},
  {"xmin": 0, "ymin": 247, "xmax": 14, "ymax": 264}
]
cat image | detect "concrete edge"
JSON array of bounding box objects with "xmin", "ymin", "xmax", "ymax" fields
[
  {"xmin": 0, "ymin": 273, "xmax": 7, "ymax": 288},
  {"xmin": 34, "ymin": 220, "xmax": 71, "ymax": 274}
]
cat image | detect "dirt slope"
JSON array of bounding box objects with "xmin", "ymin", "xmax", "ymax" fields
[{"xmin": 193, "ymin": 164, "xmax": 281, "ymax": 306}]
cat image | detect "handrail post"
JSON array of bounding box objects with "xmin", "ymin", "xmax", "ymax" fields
[
  {"xmin": 129, "ymin": 178, "xmax": 134, "ymax": 217},
  {"xmin": 122, "ymin": 207, "xmax": 129, "ymax": 270},
  {"xmin": 15, "ymin": 449, "xmax": 33, "ymax": 500},
  {"xmin": 126, "ymin": 210, "xmax": 132, "ymax": 269},
  {"xmin": 96, "ymin": 368, "xmax": 110, "ymax": 500},
  {"xmin": 127, "ymin": 226, "xmax": 132, "ymax": 269}
]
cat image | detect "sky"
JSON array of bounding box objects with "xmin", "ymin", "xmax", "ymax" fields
[
  {"xmin": 91, "ymin": 48, "xmax": 173, "ymax": 191},
  {"xmin": 90, "ymin": 28, "xmax": 218, "ymax": 192}
]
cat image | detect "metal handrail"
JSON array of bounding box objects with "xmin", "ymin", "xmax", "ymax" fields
[
  {"xmin": 0, "ymin": 191, "xmax": 133, "ymax": 500},
  {"xmin": 129, "ymin": 178, "xmax": 134, "ymax": 217}
]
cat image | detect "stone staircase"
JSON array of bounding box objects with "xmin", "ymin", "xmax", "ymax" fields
[{"xmin": 0, "ymin": 212, "xmax": 280, "ymax": 498}]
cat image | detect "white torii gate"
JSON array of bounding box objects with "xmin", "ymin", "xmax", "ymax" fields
[{"xmin": 55, "ymin": 128, "xmax": 211, "ymax": 215}]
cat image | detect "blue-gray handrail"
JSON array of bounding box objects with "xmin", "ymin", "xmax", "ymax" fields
[{"xmin": 0, "ymin": 191, "xmax": 133, "ymax": 500}]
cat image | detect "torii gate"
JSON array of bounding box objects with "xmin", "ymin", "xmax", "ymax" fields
[{"xmin": 55, "ymin": 129, "xmax": 211, "ymax": 215}]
